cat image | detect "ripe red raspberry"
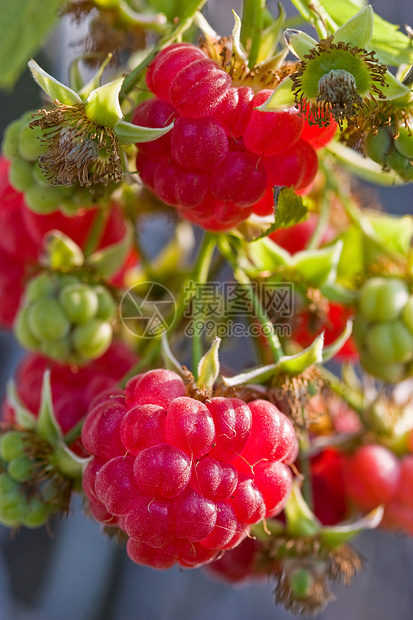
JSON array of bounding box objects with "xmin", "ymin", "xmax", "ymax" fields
[
  {"xmin": 170, "ymin": 116, "xmax": 229, "ymax": 171},
  {"xmin": 145, "ymin": 43, "xmax": 207, "ymax": 102},
  {"xmin": 2, "ymin": 341, "xmax": 137, "ymax": 442},
  {"xmin": 0, "ymin": 157, "xmax": 134, "ymax": 328},
  {"xmin": 243, "ymin": 90, "xmax": 304, "ymax": 157},
  {"xmin": 81, "ymin": 369, "xmax": 297, "ymax": 569}
]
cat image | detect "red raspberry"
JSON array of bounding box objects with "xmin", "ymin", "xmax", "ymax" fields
[
  {"xmin": 205, "ymin": 537, "xmax": 264, "ymax": 583},
  {"xmin": 1, "ymin": 341, "xmax": 136, "ymax": 439},
  {"xmin": 169, "ymin": 58, "xmax": 232, "ymax": 118},
  {"xmin": 145, "ymin": 43, "xmax": 206, "ymax": 102},
  {"xmin": 81, "ymin": 369, "xmax": 297, "ymax": 568},
  {"xmin": 209, "ymin": 150, "xmax": 266, "ymax": 207},
  {"xmin": 132, "ymin": 98, "xmax": 176, "ymax": 160},
  {"xmin": 170, "ymin": 116, "xmax": 229, "ymax": 171},
  {"xmin": 153, "ymin": 160, "xmax": 209, "ymax": 207},
  {"xmin": 243, "ymin": 90, "xmax": 304, "ymax": 156},
  {"xmin": 214, "ymin": 86, "xmax": 255, "ymax": 137}
]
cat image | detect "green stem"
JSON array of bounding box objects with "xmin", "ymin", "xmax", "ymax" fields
[
  {"xmin": 306, "ymin": 191, "xmax": 331, "ymax": 250},
  {"xmin": 190, "ymin": 232, "xmax": 217, "ymax": 377},
  {"xmin": 83, "ymin": 209, "xmax": 108, "ymax": 258},
  {"xmin": 320, "ymin": 366, "xmax": 365, "ymax": 416},
  {"xmin": 299, "ymin": 427, "xmax": 314, "ymax": 511},
  {"xmin": 242, "ymin": 0, "xmax": 266, "ymax": 68},
  {"xmin": 288, "ymin": 0, "xmax": 337, "ymax": 38}
]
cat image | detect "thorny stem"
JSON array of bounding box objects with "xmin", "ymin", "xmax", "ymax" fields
[
  {"xmin": 241, "ymin": 0, "xmax": 266, "ymax": 69},
  {"xmin": 320, "ymin": 366, "xmax": 364, "ymax": 416}
]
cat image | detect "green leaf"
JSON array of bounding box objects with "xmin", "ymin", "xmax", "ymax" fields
[
  {"xmin": 28, "ymin": 60, "xmax": 82, "ymax": 106},
  {"xmin": 197, "ymin": 337, "xmax": 221, "ymax": 392},
  {"xmin": 274, "ymin": 187, "xmax": 309, "ymax": 230},
  {"xmin": 0, "ymin": 0, "xmax": 66, "ymax": 89},
  {"xmin": 292, "ymin": 240, "xmax": 344, "ymax": 287},
  {"xmin": 88, "ymin": 220, "xmax": 133, "ymax": 278},
  {"xmin": 115, "ymin": 119, "xmax": 174, "ymax": 145},
  {"xmin": 363, "ymin": 213, "xmax": 413, "ymax": 264},
  {"xmin": 36, "ymin": 370, "xmax": 63, "ymax": 443}
]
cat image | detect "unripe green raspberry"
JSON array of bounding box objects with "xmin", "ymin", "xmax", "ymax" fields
[
  {"xmin": 58, "ymin": 283, "xmax": 99, "ymax": 324},
  {"xmin": 17, "ymin": 123, "xmax": 45, "ymax": 162},
  {"xmin": 8, "ymin": 158, "xmax": 35, "ymax": 192},
  {"xmin": 1, "ymin": 118, "xmax": 22, "ymax": 159},
  {"xmin": 27, "ymin": 298, "xmax": 71, "ymax": 342},
  {"xmin": 0, "ymin": 431, "xmax": 26, "ymax": 462},
  {"xmin": 364, "ymin": 127, "xmax": 392, "ymax": 165},
  {"xmin": 359, "ymin": 351, "xmax": 406, "ymax": 383},
  {"xmin": 8, "ymin": 455, "xmax": 34, "ymax": 483},
  {"xmin": 364, "ymin": 321, "xmax": 413, "ymax": 363},
  {"xmin": 24, "ymin": 184, "xmax": 68, "ymax": 214},
  {"xmin": 401, "ymin": 297, "xmax": 413, "ymax": 334},
  {"xmin": 15, "ymin": 306, "xmax": 41, "ymax": 350},
  {"xmin": 386, "ymin": 148, "xmax": 409, "ymax": 173},
  {"xmin": 394, "ymin": 127, "xmax": 413, "ymax": 159},
  {"xmin": 25, "ymin": 272, "xmax": 57, "ymax": 302},
  {"xmin": 22, "ymin": 497, "xmax": 51, "ymax": 528},
  {"xmin": 359, "ymin": 278, "xmax": 409, "ymax": 322},
  {"xmin": 32, "ymin": 161, "xmax": 51, "ymax": 187},
  {"xmin": 72, "ymin": 319, "xmax": 113, "ymax": 359},
  {"xmin": 95, "ymin": 285, "xmax": 117, "ymax": 321}
]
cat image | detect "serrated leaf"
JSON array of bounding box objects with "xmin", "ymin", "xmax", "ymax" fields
[
  {"xmin": 5, "ymin": 381, "xmax": 37, "ymax": 430},
  {"xmin": 292, "ymin": 240, "xmax": 344, "ymax": 287},
  {"xmin": 322, "ymin": 319, "xmax": 353, "ymax": 362},
  {"xmin": 274, "ymin": 187, "xmax": 309, "ymax": 230},
  {"xmin": 197, "ymin": 337, "xmax": 221, "ymax": 392},
  {"xmin": 88, "ymin": 220, "xmax": 133, "ymax": 278},
  {"xmin": 28, "ymin": 60, "xmax": 82, "ymax": 106},
  {"xmin": 115, "ymin": 119, "xmax": 174, "ymax": 145},
  {"xmin": 0, "ymin": 0, "xmax": 66, "ymax": 89},
  {"xmin": 37, "ymin": 370, "xmax": 63, "ymax": 443}
]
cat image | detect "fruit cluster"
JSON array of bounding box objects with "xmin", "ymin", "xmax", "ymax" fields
[
  {"xmin": 15, "ymin": 271, "xmax": 116, "ymax": 364},
  {"xmin": 0, "ymin": 156, "xmax": 131, "ymax": 330},
  {"xmin": 132, "ymin": 42, "xmax": 336, "ymax": 231},
  {"xmin": 353, "ymin": 277, "xmax": 413, "ymax": 382},
  {"xmin": 1, "ymin": 112, "xmax": 101, "ymax": 214},
  {"xmin": 364, "ymin": 125, "xmax": 413, "ymax": 182},
  {"xmin": 81, "ymin": 368, "xmax": 297, "ymax": 568}
]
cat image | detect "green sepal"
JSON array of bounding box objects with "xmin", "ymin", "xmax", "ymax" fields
[
  {"xmin": 332, "ymin": 5, "xmax": 373, "ymax": 48},
  {"xmin": 161, "ymin": 333, "xmax": 186, "ymax": 376},
  {"xmin": 248, "ymin": 236, "xmax": 291, "ymax": 273},
  {"xmin": 320, "ymin": 506, "xmax": 384, "ymax": 548},
  {"xmin": 5, "ymin": 381, "xmax": 37, "ymax": 430},
  {"xmin": 293, "ymin": 240, "xmax": 343, "ymax": 287},
  {"xmin": 36, "ymin": 370, "xmax": 63, "ymax": 444},
  {"xmin": 222, "ymin": 333, "xmax": 324, "ymax": 387},
  {"xmin": 196, "ymin": 337, "xmax": 221, "ymax": 392},
  {"xmin": 88, "ymin": 220, "xmax": 133, "ymax": 278},
  {"xmin": 320, "ymin": 282, "xmax": 358, "ymax": 304},
  {"xmin": 115, "ymin": 119, "xmax": 174, "ymax": 145},
  {"xmin": 364, "ymin": 213, "xmax": 413, "ymax": 262},
  {"xmin": 28, "ymin": 59, "xmax": 82, "ymax": 106},
  {"xmin": 326, "ymin": 142, "xmax": 403, "ymax": 185},
  {"xmin": 382, "ymin": 70, "xmax": 410, "ymax": 101},
  {"xmin": 284, "ymin": 480, "xmax": 321, "ymax": 537},
  {"xmin": 284, "ymin": 29, "xmax": 318, "ymax": 59},
  {"xmin": 256, "ymin": 4, "xmax": 286, "ymax": 64},
  {"xmin": 84, "ymin": 77, "xmax": 124, "ymax": 128},
  {"xmin": 231, "ymin": 11, "xmax": 249, "ymax": 66},
  {"xmin": 52, "ymin": 442, "xmax": 91, "ymax": 479},
  {"xmin": 45, "ymin": 230, "xmax": 84, "ymax": 269},
  {"xmin": 322, "ymin": 319, "xmax": 353, "ymax": 362},
  {"xmin": 256, "ymin": 76, "xmax": 296, "ymax": 111},
  {"xmin": 78, "ymin": 55, "xmax": 114, "ymax": 101}
]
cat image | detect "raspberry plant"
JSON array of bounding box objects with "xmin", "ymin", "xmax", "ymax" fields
[{"xmin": 1, "ymin": 0, "xmax": 413, "ymax": 615}]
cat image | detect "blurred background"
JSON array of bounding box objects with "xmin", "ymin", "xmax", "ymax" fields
[{"xmin": 1, "ymin": 1, "xmax": 413, "ymax": 619}]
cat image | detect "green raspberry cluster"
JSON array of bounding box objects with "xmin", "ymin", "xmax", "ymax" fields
[
  {"xmin": 1, "ymin": 112, "xmax": 105, "ymax": 214},
  {"xmin": 364, "ymin": 125, "xmax": 413, "ymax": 182},
  {"xmin": 353, "ymin": 277, "xmax": 413, "ymax": 382},
  {"xmin": 15, "ymin": 271, "xmax": 116, "ymax": 364}
]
